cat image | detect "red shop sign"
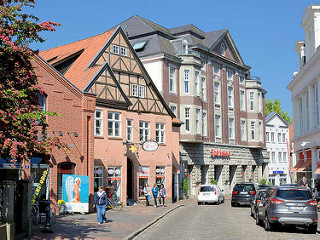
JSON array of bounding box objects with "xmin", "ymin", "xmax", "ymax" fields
[{"xmin": 211, "ymin": 149, "xmax": 230, "ymax": 157}]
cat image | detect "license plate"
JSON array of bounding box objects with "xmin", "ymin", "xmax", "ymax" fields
[
  {"xmin": 288, "ymin": 206, "xmax": 304, "ymax": 210},
  {"xmin": 240, "ymin": 192, "xmax": 248, "ymax": 195},
  {"xmin": 203, "ymin": 193, "xmax": 210, "ymax": 196}
]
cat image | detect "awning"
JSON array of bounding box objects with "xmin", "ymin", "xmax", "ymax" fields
[
  {"xmin": 291, "ymin": 160, "xmax": 304, "ymax": 172},
  {"xmin": 296, "ymin": 159, "xmax": 312, "ymax": 172},
  {"xmin": 314, "ymin": 168, "xmax": 320, "ymax": 175}
]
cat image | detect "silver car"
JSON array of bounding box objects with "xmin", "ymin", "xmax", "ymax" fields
[{"xmin": 256, "ymin": 186, "xmax": 318, "ymax": 233}]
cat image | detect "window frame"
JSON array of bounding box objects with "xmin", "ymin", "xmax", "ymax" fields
[
  {"xmin": 228, "ymin": 86, "xmax": 234, "ymax": 108},
  {"xmin": 139, "ymin": 121, "xmax": 150, "ymax": 142},
  {"xmin": 185, "ymin": 108, "xmax": 190, "ymax": 133},
  {"xmin": 214, "ymin": 82, "xmax": 220, "ymax": 105},
  {"xmin": 94, "ymin": 110, "xmax": 103, "ymax": 137},
  {"xmin": 229, "ymin": 117, "xmax": 234, "ymax": 140},
  {"xmin": 240, "ymin": 89, "xmax": 245, "ymax": 111},
  {"xmin": 241, "ymin": 119, "xmax": 246, "ymax": 141},
  {"xmin": 250, "ymin": 92, "xmax": 254, "ymax": 111},
  {"xmin": 113, "ymin": 45, "xmax": 119, "ymax": 54},
  {"xmin": 184, "ymin": 70, "xmax": 190, "ymax": 94},
  {"xmin": 108, "ymin": 112, "xmax": 121, "ymax": 137},
  {"xmin": 120, "ymin": 47, "xmax": 127, "ymax": 56},
  {"xmin": 215, "ymin": 115, "xmax": 221, "ymax": 138},
  {"xmin": 155, "ymin": 123, "xmax": 165, "ymax": 144},
  {"xmin": 126, "ymin": 119, "xmax": 133, "ymax": 142},
  {"xmin": 169, "ymin": 67, "xmax": 176, "ymax": 93},
  {"xmin": 196, "ymin": 108, "xmax": 200, "ymax": 134}
]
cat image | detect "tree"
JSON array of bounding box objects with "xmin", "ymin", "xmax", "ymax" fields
[
  {"xmin": 265, "ymin": 98, "xmax": 292, "ymax": 124},
  {"xmin": 0, "ymin": 0, "xmax": 65, "ymax": 167}
]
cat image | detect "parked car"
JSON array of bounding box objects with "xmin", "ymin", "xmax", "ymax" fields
[
  {"xmin": 231, "ymin": 183, "xmax": 257, "ymax": 207},
  {"xmin": 255, "ymin": 186, "xmax": 318, "ymax": 233},
  {"xmin": 197, "ymin": 185, "xmax": 224, "ymax": 205},
  {"xmin": 250, "ymin": 189, "xmax": 268, "ymax": 218}
]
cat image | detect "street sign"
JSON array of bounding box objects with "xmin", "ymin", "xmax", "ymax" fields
[{"xmin": 273, "ymin": 171, "xmax": 284, "ymax": 174}]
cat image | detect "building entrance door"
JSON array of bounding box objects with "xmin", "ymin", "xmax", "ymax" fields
[
  {"xmin": 127, "ymin": 158, "xmax": 133, "ymax": 199},
  {"xmin": 214, "ymin": 165, "xmax": 223, "ymax": 186}
]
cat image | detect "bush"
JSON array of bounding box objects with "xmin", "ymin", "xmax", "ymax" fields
[
  {"xmin": 182, "ymin": 178, "xmax": 189, "ymax": 193},
  {"xmin": 211, "ymin": 178, "xmax": 218, "ymax": 185},
  {"xmin": 58, "ymin": 200, "xmax": 66, "ymax": 205},
  {"xmin": 259, "ymin": 179, "xmax": 267, "ymax": 185}
]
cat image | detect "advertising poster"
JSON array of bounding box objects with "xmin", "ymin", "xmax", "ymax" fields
[{"xmin": 62, "ymin": 174, "xmax": 89, "ymax": 213}]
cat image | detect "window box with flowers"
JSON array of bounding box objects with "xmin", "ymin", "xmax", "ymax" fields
[{"xmin": 57, "ymin": 200, "xmax": 66, "ymax": 214}]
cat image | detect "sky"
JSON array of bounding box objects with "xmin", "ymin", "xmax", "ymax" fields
[{"xmin": 26, "ymin": 0, "xmax": 320, "ymax": 117}]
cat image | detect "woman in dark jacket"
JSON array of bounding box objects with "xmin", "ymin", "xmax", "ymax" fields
[{"xmin": 94, "ymin": 186, "xmax": 107, "ymax": 224}]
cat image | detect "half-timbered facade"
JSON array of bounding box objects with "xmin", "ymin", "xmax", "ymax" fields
[{"xmin": 40, "ymin": 27, "xmax": 181, "ymax": 205}]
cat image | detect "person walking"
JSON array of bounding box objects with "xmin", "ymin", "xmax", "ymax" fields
[
  {"xmin": 93, "ymin": 186, "xmax": 107, "ymax": 224},
  {"xmin": 159, "ymin": 184, "xmax": 166, "ymax": 207},
  {"xmin": 152, "ymin": 184, "xmax": 159, "ymax": 207},
  {"xmin": 144, "ymin": 183, "xmax": 151, "ymax": 207}
]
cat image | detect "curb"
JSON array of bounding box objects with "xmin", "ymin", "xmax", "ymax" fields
[{"xmin": 123, "ymin": 204, "xmax": 186, "ymax": 240}]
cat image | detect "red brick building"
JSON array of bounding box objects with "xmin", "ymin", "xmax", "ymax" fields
[
  {"xmin": 29, "ymin": 55, "xmax": 96, "ymax": 208},
  {"xmin": 40, "ymin": 27, "xmax": 181, "ymax": 205}
]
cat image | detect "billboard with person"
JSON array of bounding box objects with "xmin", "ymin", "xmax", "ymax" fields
[{"xmin": 62, "ymin": 174, "xmax": 89, "ymax": 213}]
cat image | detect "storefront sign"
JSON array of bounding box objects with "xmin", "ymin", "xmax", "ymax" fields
[
  {"xmin": 142, "ymin": 141, "xmax": 158, "ymax": 152},
  {"xmin": 273, "ymin": 171, "xmax": 284, "ymax": 174},
  {"xmin": 63, "ymin": 175, "xmax": 89, "ymax": 213},
  {"xmin": 211, "ymin": 149, "xmax": 230, "ymax": 157},
  {"xmin": 139, "ymin": 166, "xmax": 149, "ymax": 178}
]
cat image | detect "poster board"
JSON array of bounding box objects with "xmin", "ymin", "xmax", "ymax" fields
[{"xmin": 62, "ymin": 174, "xmax": 89, "ymax": 213}]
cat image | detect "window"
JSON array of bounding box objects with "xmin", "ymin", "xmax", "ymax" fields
[
  {"xmin": 185, "ymin": 108, "xmax": 190, "ymax": 132},
  {"xmin": 278, "ymin": 152, "xmax": 282, "ymax": 162},
  {"xmin": 139, "ymin": 121, "xmax": 150, "ymax": 142},
  {"xmin": 283, "ymin": 152, "xmax": 287, "ymax": 162},
  {"xmin": 131, "ymin": 84, "xmax": 145, "ymax": 98},
  {"xmin": 299, "ymin": 98, "xmax": 303, "ymax": 134},
  {"xmin": 314, "ymin": 84, "xmax": 319, "ymax": 126},
  {"xmin": 214, "ymin": 82, "xmax": 220, "ymax": 105},
  {"xmin": 108, "ymin": 112, "xmax": 121, "ymax": 137},
  {"xmin": 271, "ymin": 132, "xmax": 274, "ymax": 142},
  {"xmin": 201, "ymin": 77, "xmax": 206, "ymax": 101},
  {"xmin": 107, "ymin": 166, "xmax": 122, "ymax": 199},
  {"xmin": 196, "ymin": 108, "xmax": 200, "ymax": 134},
  {"xmin": 282, "ymin": 133, "xmax": 286, "ymax": 143},
  {"xmin": 184, "ymin": 70, "xmax": 189, "ymax": 94},
  {"xmin": 94, "ymin": 166, "xmax": 104, "ymax": 192},
  {"xmin": 250, "ymin": 92, "xmax": 254, "ymax": 110},
  {"xmin": 306, "ymin": 92, "xmax": 309, "ymax": 130},
  {"xmin": 241, "ymin": 120, "xmax": 246, "ymax": 141},
  {"xmin": 126, "ymin": 119, "xmax": 133, "ymax": 142},
  {"xmin": 257, "ymin": 93, "xmax": 261, "ymax": 112},
  {"xmin": 266, "ymin": 132, "xmax": 269, "ymax": 142},
  {"xmin": 95, "ymin": 110, "xmax": 103, "ymax": 136},
  {"xmin": 259, "ymin": 122, "xmax": 262, "ymax": 142},
  {"xmin": 229, "ymin": 118, "xmax": 234, "ymax": 139},
  {"xmin": 278, "ymin": 133, "xmax": 281, "ymax": 143},
  {"xmin": 195, "ymin": 71, "xmax": 200, "ymax": 96},
  {"xmin": 202, "ymin": 112, "xmax": 207, "ymax": 136},
  {"xmin": 169, "ymin": 67, "xmax": 176, "ymax": 93},
  {"xmin": 169, "ymin": 105, "xmax": 177, "ymax": 115},
  {"xmin": 156, "ymin": 166, "xmax": 165, "ymax": 187},
  {"xmin": 240, "ymin": 90, "xmax": 245, "ymax": 111},
  {"xmin": 37, "ymin": 93, "xmax": 47, "ymax": 124},
  {"xmin": 228, "ymin": 86, "xmax": 233, "ymax": 108},
  {"xmin": 215, "ymin": 115, "xmax": 221, "ymax": 138},
  {"xmin": 227, "ymin": 69, "xmax": 233, "ymax": 81},
  {"xmin": 213, "ymin": 65, "xmax": 220, "ymax": 76},
  {"xmin": 271, "ymin": 152, "xmax": 275, "ymax": 162},
  {"xmin": 120, "ymin": 47, "xmax": 127, "ymax": 56},
  {"xmin": 220, "ymin": 43, "xmax": 225, "ymax": 56},
  {"xmin": 251, "ymin": 121, "xmax": 255, "ymax": 140},
  {"xmin": 156, "ymin": 123, "xmax": 165, "ymax": 144},
  {"xmin": 113, "ymin": 45, "xmax": 119, "ymax": 54},
  {"xmin": 239, "ymin": 75, "xmax": 245, "ymax": 85}
]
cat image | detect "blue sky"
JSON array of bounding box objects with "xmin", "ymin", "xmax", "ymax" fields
[{"xmin": 27, "ymin": 0, "xmax": 319, "ymax": 117}]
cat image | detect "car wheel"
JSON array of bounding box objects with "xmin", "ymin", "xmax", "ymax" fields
[
  {"xmin": 308, "ymin": 224, "xmax": 317, "ymax": 234},
  {"xmin": 250, "ymin": 208, "xmax": 254, "ymax": 217},
  {"xmin": 222, "ymin": 197, "xmax": 224, "ymax": 203},
  {"xmin": 264, "ymin": 214, "xmax": 274, "ymax": 231},
  {"xmin": 231, "ymin": 202, "xmax": 235, "ymax": 207},
  {"xmin": 197, "ymin": 202, "xmax": 200, "ymax": 205},
  {"xmin": 255, "ymin": 212, "xmax": 261, "ymax": 225},
  {"xmin": 217, "ymin": 199, "xmax": 220, "ymax": 205}
]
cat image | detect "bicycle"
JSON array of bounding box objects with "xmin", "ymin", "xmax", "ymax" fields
[
  {"xmin": 107, "ymin": 196, "xmax": 123, "ymax": 211},
  {"xmin": 31, "ymin": 202, "xmax": 56, "ymax": 225}
]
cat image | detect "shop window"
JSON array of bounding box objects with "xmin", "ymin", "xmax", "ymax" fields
[
  {"xmin": 156, "ymin": 166, "xmax": 165, "ymax": 188},
  {"xmin": 107, "ymin": 166, "xmax": 121, "ymax": 199},
  {"xmin": 57, "ymin": 162, "xmax": 75, "ymax": 201},
  {"xmin": 139, "ymin": 166, "xmax": 149, "ymax": 198},
  {"xmin": 94, "ymin": 166, "xmax": 104, "ymax": 192}
]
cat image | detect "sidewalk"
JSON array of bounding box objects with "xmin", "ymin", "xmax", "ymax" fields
[{"xmin": 24, "ymin": 197, "xmax": 196, "ymax": 240}]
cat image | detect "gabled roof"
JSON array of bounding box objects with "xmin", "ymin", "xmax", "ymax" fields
[
  {"xmin": 40, "ymin": 28, "xmax": 116, "ymax": 91},
  {"xmin": 266, "ymin": 112, "xmax": 289, "ymax": 127},
  {"xmin": 204, "ymin": 29, "xmax": 227, "ymax": 49}
]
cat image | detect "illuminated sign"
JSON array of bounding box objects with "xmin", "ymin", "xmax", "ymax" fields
[{"xmin": 211, "ymin": 149, "xmax": 230, "ymax": 157}]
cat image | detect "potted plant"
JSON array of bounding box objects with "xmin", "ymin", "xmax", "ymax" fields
[
  {"xmin": 182, "ymin": 178, "xmax": 189, "ymax": 199},
  {"xmin": 57, "ymin": 200, "xmax": 66, "ymax": 214}
]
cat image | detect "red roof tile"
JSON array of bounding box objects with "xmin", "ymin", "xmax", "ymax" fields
[{"xmin": 40, "ymin": 28, "xmax": 116, "ymax": 90}]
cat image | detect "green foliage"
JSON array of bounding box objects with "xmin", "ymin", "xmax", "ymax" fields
[
  {"xmin": 182, "ymin": 178, "xmax": 189, "ymax": 193},
  {"xmin": 211, "ymin": 178, "xmax": 218, "ymax": 185},
  {"xmin": 259, "ymin": 178, "xmax": 267, "ymax": 185},
  {"xmin": 265, "ymin": 98, "xmax": 292, "ymax": 124}
]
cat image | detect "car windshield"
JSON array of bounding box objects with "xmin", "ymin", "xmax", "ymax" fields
[
  {"xmin": 200, "ymin": 186, "xmax": 214, "ymax": 192},
  {"xmin": 276, "ymin": 189, "xmax": 312, "ymax": 200},
  {"xmin": 234, "ymin": 184, "xmax": 254, "ymax": 191}
]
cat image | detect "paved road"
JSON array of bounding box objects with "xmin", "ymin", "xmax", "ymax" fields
[{"xmin": 134, "ymin": 199, "xmax": 319, "ymax": 240}]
